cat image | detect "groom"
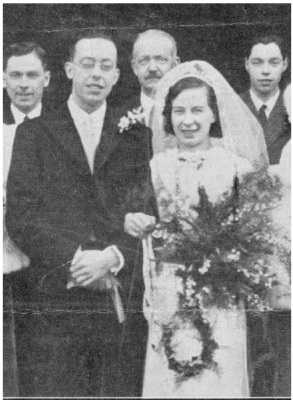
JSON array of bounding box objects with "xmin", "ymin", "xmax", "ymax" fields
[{"xmin": 6, "ymin": 31, "xmax": 155, "ymax": 397}]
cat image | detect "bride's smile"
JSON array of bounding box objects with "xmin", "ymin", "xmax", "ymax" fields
[{"xmin": 171, "ymin": 86, "xmax": 215, "ymax": 152}]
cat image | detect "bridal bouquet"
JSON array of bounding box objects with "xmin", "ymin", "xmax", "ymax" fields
[{"xmin": 151, "ymin": 168, "xmax": 290, "ymax": 381}]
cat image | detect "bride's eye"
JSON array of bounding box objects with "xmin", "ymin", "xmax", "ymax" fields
[{"xmin": 192, "ymin": 107, "xmax": 203, "ymax": 114}]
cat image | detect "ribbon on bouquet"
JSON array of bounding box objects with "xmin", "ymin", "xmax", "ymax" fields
[
  {"xmin": 109, "ymin": 276, "xmax": 125, "ymax": 323},
  {"xmin": 142, "ymin": 235, "xmax": 156, "ymax": 322},
  {"xmin": 67, "ymin": 273, "xmax": 125, "ymax": 323}
]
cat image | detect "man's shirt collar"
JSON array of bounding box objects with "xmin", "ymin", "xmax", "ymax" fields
[
  {"xmin": 249, "ymin": 88, "xmax": 280, "ymax": 117},
  {"xmin": 11, "ymin": 102, "xmax": 42, "ymax": 125},
  {"xmin": 67, "ymin": 95, "xmax": 107, "ymax": 127},
  {"xmin": 140, "ymin": 92, "xmax": 155, "ymax": 114}
]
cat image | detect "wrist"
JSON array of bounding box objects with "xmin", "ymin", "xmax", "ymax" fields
[{"xmin": 104, "ymin": 245, "xmax": 124, "ymax": 274}]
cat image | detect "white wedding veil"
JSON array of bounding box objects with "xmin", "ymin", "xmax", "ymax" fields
[{"xmin": 151, "ymin": 60, "xmax": 269, "ymax": 168}]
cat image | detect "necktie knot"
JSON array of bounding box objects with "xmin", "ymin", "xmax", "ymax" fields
[
  {"xmin": 23, "ymin": 115, "xmax": 29, "ymax": 122},
  {"xmin": 259, "ymin": 104, "xmax": 267, "ymax": 112}
]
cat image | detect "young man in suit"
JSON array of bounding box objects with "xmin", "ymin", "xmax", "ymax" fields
[
  {"xmin": 3, "ymin": 41, "xmax": 51, "ymax": 124},
  {"xmin": 6, "ymin": 31, "xmax": 155, "ymax": 397},
  {"xmin": 240, "ymin": 34, "xmax": 290, "ymax": 165},
  {"xmin": 240, "ymin": 36, "xmax": 291, "ymax": 397}
]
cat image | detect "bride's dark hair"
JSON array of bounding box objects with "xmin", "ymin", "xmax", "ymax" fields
[{"xmin": 163, "ymin": 77, "xmax": 222, "ymax": 138}]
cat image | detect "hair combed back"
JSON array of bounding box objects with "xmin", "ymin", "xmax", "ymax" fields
[
  {"xmin": 246, "ymin": 34, "xmax": 287, "ymax": 59},
  {"xmin": 68, "ymin": 30, "xmax": 116, "ymax": 61},
  {"xmin": 132, "ymin": 29, "xmax": 177, "ymax": 59},
  {"xmin": 4, "ymin": 41, "xmax": 48, "ymax": 70},
  {"xmin": 163, "ymin": 76, "xmax": 222, "ymax": 138}
]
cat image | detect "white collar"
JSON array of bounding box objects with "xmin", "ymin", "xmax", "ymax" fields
[
  {"xmin": 140, "ymin": 91, "xmax": 155, "ymax": 114},
  {"xmin": 67, "ymin": 95, "xmax": 107, "ymax": 126},
  {"xmin": 249, "ymin": 88, "xmax": 280, "ymax": 115},
  {"xmin": 11, "ymin": 102, "xmax": 42, "ymax": 125}
]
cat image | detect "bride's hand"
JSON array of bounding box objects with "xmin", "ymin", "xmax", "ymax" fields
[{"xmin": 124, "ymin": 212, "xmax": 156, "ymax": 239}]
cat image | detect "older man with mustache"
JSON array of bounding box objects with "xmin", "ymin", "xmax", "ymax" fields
[{"xmin": 129, "ymin": 30, "xmax": 180, "ymax": 132}]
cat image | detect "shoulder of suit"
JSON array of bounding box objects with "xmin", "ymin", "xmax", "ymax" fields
[{"xmin": 14, "ymin": 103, "xmax": 69, "ymax": 138}]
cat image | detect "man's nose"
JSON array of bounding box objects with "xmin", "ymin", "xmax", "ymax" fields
[
  {"xmin": 91, "ymin": 64, "xmax": 102, "ymax": 78},
  {"xmin": 261, "ymin": 62, "xmax": 270, "ymax": 75},
  {"xmin": 19, "ymin": 75, "xmax": 29, "ymax": 87},
  {"xmin": 147, "ymin": 58, "xmax": 158, "ymax": 71}
]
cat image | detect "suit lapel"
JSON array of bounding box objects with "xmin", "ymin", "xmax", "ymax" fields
[
  {"xmin": 94, "ymin": 105, "xmax": 120, "ymax": 173},
  {"xmin": 266, "ymin": 94, "xmax": 287, "ymax": 147},
  {"xmin": 243, "ymin": 91, "xmax": 259, "ymax": 119},
  {"xmin": 47, "ymin": 103, "xmax": 93, "ymax": 179}
]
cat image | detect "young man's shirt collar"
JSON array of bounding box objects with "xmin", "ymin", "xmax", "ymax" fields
[
  {"xmin": 67, "ymin": 95, "xmax": 107, "ymax": 128},
  {"xmin": 249, "ymin": 88, "xmax": 280, "ymax": 118}
]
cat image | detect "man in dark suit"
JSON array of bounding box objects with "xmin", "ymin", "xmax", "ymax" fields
[
  {"xmin": 240, "ymin": 34, "xmax": 290, "ymax": 165},
  {"xmin": 240, "ymin": 34, "xmax": 291, "ymax": 397},
  {"xmin": 3, "ymin": 40, "xmax": 51, "ymax": 397},
  {"xmin": 6, "ymin": 31, "xmax": 155, "ymax": 397},
  {"xmin": 3, "ymin": 41, "xmax": 51, "ymax": 125}
]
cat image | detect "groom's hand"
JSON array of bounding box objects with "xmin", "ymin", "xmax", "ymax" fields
[
  {"xmin": 69, "ymin": 247, "xmax": 120, "ymax": 287},
  {"xmin": 124, "ymin": 212, "xmax": 156, "ymax": 239}
]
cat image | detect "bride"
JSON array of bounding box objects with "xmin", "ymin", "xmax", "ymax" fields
[{"xmin": 125, "ymin": 61, "xmax": 269, "ymax": 398}]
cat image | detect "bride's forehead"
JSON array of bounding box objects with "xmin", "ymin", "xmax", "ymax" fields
[{"xmin": 172, "ymin": 87, "xmax": 209, "ymax": 103}]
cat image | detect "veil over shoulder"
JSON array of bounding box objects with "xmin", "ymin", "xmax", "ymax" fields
[{"xmin": 151, "ymin": 60, "xmax": 269, "ymax": 168}]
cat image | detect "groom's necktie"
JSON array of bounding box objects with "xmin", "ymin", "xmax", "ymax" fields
[
  {"xmin": 23, "ymin": 115, "xmax": 30, "ymax": 122},
  {"xmin": 82, "ymin": 115, "xmax": 97, "ymax": 173},
  {"xmin": 258, "ymin": 104, "xmax": 267, "ymax": 128}
]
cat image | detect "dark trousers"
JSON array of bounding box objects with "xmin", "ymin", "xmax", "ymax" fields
[
  {"xmin": 3, "ymin": 275, "xmax": 19, "ymax": 397},
  {"xmin": 248, "ymin": 310, "xmax": 291, "ymax": 397},
  {"xmin": 15, "ymin": 296, "xmax": 148, "ymax": 397}
]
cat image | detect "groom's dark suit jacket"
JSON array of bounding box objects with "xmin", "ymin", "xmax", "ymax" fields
[
  {"xmin": 6, "ymin": 101, "xmax": 155, "ymax": 311},
  {"xmin": 6, "ymin": 101, "xmax": 156, "ymax": 397},
  {"xmin": 239, "ymin": 91, "xmax": 290, "ymax": 165}
]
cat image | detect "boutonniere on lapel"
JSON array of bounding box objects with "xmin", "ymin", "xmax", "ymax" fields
[{"xmin": 118, "ymin": 106, "xmax": 145, "ymax": 133}]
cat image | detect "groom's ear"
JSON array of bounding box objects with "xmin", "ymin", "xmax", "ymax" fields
[{"xmin": 64, "ymin": 62, "xmax": 74, "ymax": 80}]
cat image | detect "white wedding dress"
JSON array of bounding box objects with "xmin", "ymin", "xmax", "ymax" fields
[{"xmin": 142, "ymin": 146, "xmax": 251, "ymax": 398}]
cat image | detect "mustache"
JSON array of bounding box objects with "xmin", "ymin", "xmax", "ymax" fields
[{"xmin": 145, "ymin": 72, "xmax": 162, "ymax": 80}]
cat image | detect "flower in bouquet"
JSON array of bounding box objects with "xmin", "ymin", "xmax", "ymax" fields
[{"xmin": 171, "ymin": 321, "xmax": 203, "ymax": 362}]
